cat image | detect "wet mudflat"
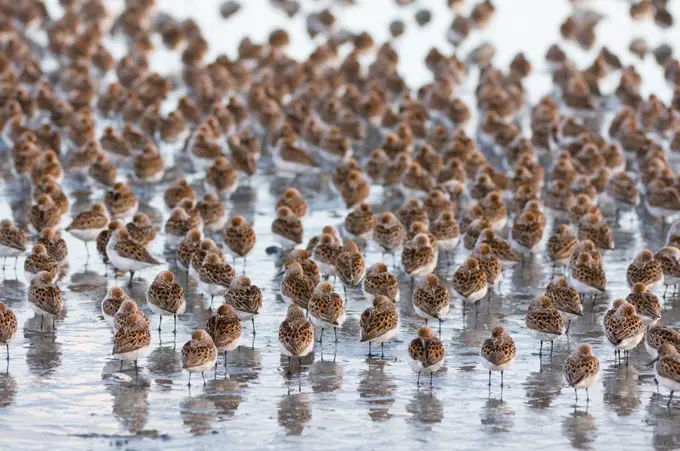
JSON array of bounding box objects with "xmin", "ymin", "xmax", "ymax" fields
[{"xmin": 1, "ymin": 0, "xmax": 680, "ymax": 450}]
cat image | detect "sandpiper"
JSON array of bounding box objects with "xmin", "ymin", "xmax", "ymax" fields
[
  {"xmin": 408, "ymin": 327, "xmax": 445, "ymax": 386},
  {"xmin": 0, "ymin": 301, "xmax": 17, "ymax": 360},
  {"xmin": 113, "ymin": 311, "xmax": 152, "ymax": 375},
  {"xmin": 546, "ymin": 277, "xmax": 582, "ymax": 333},
  {"xmin": 189, "ymin": 240, "xmax": 223, "ymax": 283},
  {"xmin": 308, "ymin": 281, "xmax": 346, "ymax": 343},
  {"xmin": 278, "ymin": 304, "xmax": 315, "ymax": 369},
  {"xmin": 199, "ymin": 252, "xmax": 235, "ymax": 308},
  {"xmin": 164, "ymin": 179, "xmax": 196, "ymax": 209},
  {"xmin": 0, "ymin": 219, "xmax": 26, "ymax": 269},
  {"xmin": 195, "ymin": 193, "xmax": 227, "ymax": 234},
  {"xmin": 627, "ymin": 249, "xmax": 664, "ymax": 291},
  {"xmin": 225, "ymin": 276, "xmax": 263, "ymax": 334},
  {"xmin": 360, "ymin": 295, "xmax": 399, "ymax": 358},
  {"xmin": 104, "ymin": 182, "xmax": 138, "ymax": 220},
  {"xmin": 27, "ymin": 271, "xmax": 63, "ymax": 331},
  {"xmin": 29, "ymin": 194, "xmax": 63, "ymax": 234},
  {"xmin": 205, "ymin": 156, "xmax": 239, "ymax": 197},
  {"xmin": 272, "ymin": 206, "xmax": 303, "ymax": 251},
  {"xmin": 476, "ymin": 229, "xmax": 521, "ymax": 267},
  {"xmin": 362, "ymin": 262, "xmax": 400, "ymax": 303},
  {"xmin": 570, "ymin": 253, "xmax": 606, "ymax": 297},
  {"xmin": 276, "ymin": 188, "xmax": 308, "ymax": 219},
  {"xmin": 430, "ymin": 212, "xmax": 460, "ymax": 253},
  {"xmin": 37, "ymin": 228, "xmax": 67, "ymax": 266},
  {"xmin": 480, "ymin": 326, "xmax": 516, "ymax": 387},
  {"xmin": 106, "ymin": 229, "xmax": 161, "ymax": 283},
  {"xmin": 655, "ymin": 246, "xmax": 680, "ymax": 296},
  {"xmin": 646, "ymin": 326, "xmax": 680, "ymax": 360},
  {"xmin": 101, "ymin": 286, "xmax": 131, "ymax": 329},
  {"xmin": 176, "ymin": 228, "xmax": 203, "ymax": 271},
  {"xmin": 412, "ymin": 274, "xmax": 450, "ymax": 329},
  {"xmin": 373, "ymin": 212, "xmax": 406, "ymax": 261},
  {"xmin": 452, "ymin": 257, "xmax": 488, "ymax": 313},
  {"xmin": 97, "ymin": 221, "xmax": 123, "ymax": 268},
  {"xmin": 147, "ymin": 270, "xmax": 186, "ymax": 333},
  {"xmin": 525, "ymin": 295, "xmax": 566, "ymax": 356},
  {"xmin": 335, "ymin": 241, "xmax": 366, "ymax": 298},
  {"xmin": 604, "ymin": 301, "xmax": 644, "ymax": 364},
  {"xmin": 651, "ymin": 343, "xmax": 680, "ymax": 407},
  {"xmin": 280, "ymin": 261, "xmax": 315, "ymax": 310},
  {"xmin": 401, "ymin": 233, "xmax": 437, "ymax": 277},
  {"xmin": 311, "ymin": 233, "xmax": 340, "ymax": 278},
  {"xmin": 472, "ymin": 243, "xmax": 503, "ymax": 289},
  {"xmin": 510, "ymin": 211, "xmax": 545, "ymax": 256},
  {"xmin": 126, "ymin": 213, "xmax": 156, "ymax": 248},
  {"xmin": 65, "ymin": 203, "xmax": 109, "ymax": 256},
  {"xmin": 626, "ymin": 282, "xmax": 661, "ymax": 327},
  {"xmin": 564, "ymin": 344, "xmax": 600, "ymax": 402},
  {"xmin": 223, "ymin": 216, "xmax": 256, "ymax": 269},
  {"xmin": 285, "ymin": 249, "xmax": 321, "ymax": 286},
  {"xmin": 205, "ymin": 304, "xmax": 243, "ymax": 371},
  {"xmin": 182, "ymin": 329, "xmax": 218, "ymax": 386},
  {"xmin": 546, "ymin": 224, "xmax": 577, "ymax": 271},
  {"xmin": 165, "ymin": 207, "xmax": 195, "ymax": 249},
  {"xmin": 24, "ymin": 244, "xmax": 58, "ymax": 284},
  {"xmin": 343, "ymin": 203, "xmax": 377, "ymax": 241}
]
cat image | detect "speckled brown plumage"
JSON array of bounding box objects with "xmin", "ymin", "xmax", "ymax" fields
[
  {"xmin": 225, "ymin": 276, "xmax": 263, "ymax": 316},
  {"xmin": 0, "ymin": 219, "xmax": 26, "ymax": 253},
  {"xmin": 309, "ymin": 282, "xmax": 345, "ymax": 325},
  {"xmin": 452, "ymin": 258, "xmax": 487, "ymax": 297},
  {"xmin": 335, "ymin": 241, "xmax": 366, "ymax": 286},
  {"xmin": 647, "ymin": 326, "xmax": 680, "ymax": 357},
  {"xmin": 412, "ymin": 274, "xmax": 450, "ymax": 319},
  {"xmin": 546, "ymin": 277, "xmax": 582, "ymax": 317},
  {"xmin": 148, "ymin": 271, "xmax": 185, "ymax": 314},
  {"xmin": 564, "ymin": 344, "xmax": 600, "ymax": 389},
  {"xmin": 471, "ymin": 243, "xmax": 502, "ymax": 285},
  {"xmin": 27, "ymin": 272, "xmax": 63, "ymax": 316},
  {"xmin": 363, "ymin": 263, "xmax": 400, "ymax": 302},
  {"xmin": 176, "ymin": 229, "xmax": 203, "ymax": 269},
  {"xmin": 578, "ymin": 214, "xmax": 614, "ymax": 250},
  {"xmin": 0, "ymin": 301, "xmax": 18, "ymax": 347},
  {"xmin": 30, "ymin": 195, "xmax": 62, "ymax": 233},
  {"xmin": 526, "ymin": 296, "xmax": 565, "ymax": 335},
  {"xmin": 278, "ymin": 305, "xmax": 314, "ymax": 356},
  {"xmin": 113, "ymin": 230, "xmax": 161, "ymax": 264},
  {"xmin": 223, "ymin": 216, "xmax": 256, "ymax": 257},
  {"xmin": 571, "ymin": 253, "xmax": 606, "ymax": 292},
  {"xmin": 105, "ymin": 183, "xmax": 138, "ymax": 218},
  {"xmin": 481, "ymin": 326, "xmax": 517, "ymax": 366},
  {"xmin": 344, "ymin": 203, "xmax": 377, "ymax": 238},
  {"xmin": 37, "ymin": 228, "xmax": 67, "ymax": 263},
  {"xmin": 409, "ymin": 327, "xmax": 445, "ymax": 368},
  {"xmin": 603, "ymin": 302, "xmax": 644, "ymax": 347},
  {"xmin": 97, "ymin": 221, "xmax": 123, "ymax": 264},
  {"xmin": 281, "ymin": 261, "xmax": 315, "ymax": 309},
  {"xmin": 276, "ymin": 188, "xmax": 308, "ymax": 218},
  {"xmin": 401, "ymin": 233, "xmax": 436, "ymax": 275},
  {"xmin": 272, "ymin": 206, "xmax": 303, "ymax": 245},
  {"xmin": 360, "ymin": 296, "xmax": 399, "ymax": 342},
  {"xmin": 199, "ymin": 253, "xmax": 235, "ymax": 289},
  {"xmin": 476, "ymin": 229, "xmax": 521, "ymax": 263},
  {"xmin": 626, "ymin": 283, "xmax": 661, "ymax": 323},
  {"xmin": 66, "ymin": 203, "xmax": 108, "ymax": 231},
  {"xmin": 655, "ymin": 247, "xmax": 680, "ymax": 280},
  {"xmin": 627, "ymin": 249, "xmax": 664, "ymax": 287},
  {"xmin": 182, "ymin": 330, "xmax": 217, "ymax": 369},
  {"xmin": 24, "ymin": 244, "xmax": 58, "ymax": 281},
  {"xmin": 547, "ymin": 224, "xmax": 577, "ymax": 264},
  {"xmin": 113, "ymin": 314, "xmax": 152, "ymax": 355},
  {"xmin": 205, "ymin": 305, "xmax": 242, "ymax": 351},
  {"xmin": 373, "ymin": 212, "xmax": 406, "ymax": 253},
  {"xmin": 126, "ymin": 214, "xmax": 156, "ymax": 246}
]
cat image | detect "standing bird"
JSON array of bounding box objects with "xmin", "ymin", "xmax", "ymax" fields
[
  {"xmin": 147, "ymin": 270, "xmax": 185, "ymax": 333},
  {"xmin": 280, "ymin": 261, "xmax": 315, "ymax": 309},
  {"xmin": 546, "ymin": 224, "xmax": 577, "ymax": 272},
  {"xmin": 650, "ymin": 343, "xmax": 680, "ymax": 407},
  {"xmin": 655, "ymin": 246, "xmax": 680, "ymax": 297},
  {"xmin": 23, "ymin": 244, "xmax": 58, "ymax": 283},
  {"xmin": 271, "ymin": 206, "xmax": 303, "ymax": 251},
  {"xmin": 627, "ymin": 249, "xmax": 664, "ymax": 291},
  {"xmin": 343, "ymin": 203, "xmax": 377, "ymax": 241},
  {"xmin": 626, "ymin": 282, "xmax": 661, "ymax": 327},
  {"xmin": 225, "ymin": 276, "xmax": 263, "ymax": 334},
  {"xmin": 604, "ymin": 301, "xmax": 644, "ymax": 365},
  {"xmin": 176, "ymin": 229, "xmax": 203, "ymax": 272},
  {"xmin": 101, "ymin": 286, "xmax": 131, "ymax": 329},
  {"xmin": 412, "ymin": 274, "xmax": 450, "ymax": 331},
  {"xmin": 37, "ymin": 228, "xmax": 68, "ymax": 265},
  {"xmin": 198, "ymin": 252, "xmax": 235, "ymax": 308},
  {"xmin": 570, "ymin": 253, "xmax": 606, "ymax": 298},
  {"xmin": 472, "ymin": 243, "xmax": 503, "ymax": 290},
  {"xmin": 480, "ymin": 326, "xmax": 517, "ymax": 387},
  {"xmin": 0, "ymin": 219, "xmax": 26, "ymax": 269},
  {"xmin": 308, "ymin": 282, "xmax": 346, "ymax": 343},
  {"xmin": 360, "ymin": 296, "xmax": 399, "ymax": 358},
  {"xmin": 372, "ymin": 212, "xmax": 406, "ymax": 264},
  {"xmin": 107, "ymin": 229, "xmax": 161, "ymax": 284},
  {"xmin": 0, "ymin": 301, "xmax": 17, "ymax": 360},
  {"xmin": 646, "ymin": 326, "xmax": 680, "ymax": 360},
  {"xmin": 97, "ymin": 220, "xmax": 123, "ymax": 269},
  {"xmin": 276, "ymin": 188, "xmax": 308, "ymax": 218},
  {"xmin": 545, "ymin": 277, "xmax": 582, "ymax": 333},
  {"xmin": 401, "ymin": 233, "xmax": 437, "ymax": 277},
  {"xmin": 223, "ymin": 216, "xmax": 256, "ymax": 271},
  {"xmin": 126, "ymin": 213, "xmax": 156, "ymax": 248},
  {"xmin": 362, "ymin": 263, "xmax": 400, "ymax": 303},
  {"xmin": 564, "ymin": 344, "xmax": 600, "ymax": 403},
  {"xmin": 452, "ymin": 258, "xmax": 488, "ymax": 314},
  {"xmin": 205, "ymin": 304, "xmax": 243, "ymax": 372},
  {"xmin": 27, "ymin": 271, "xmax": 63, "ymax": 331},
  {"xmin": 278, "ymin": 304, "xmax": 315, "ymax": 370},
  {"xmin": 65, "ymin": 203, "xmax": 109, "ymax": 257},
  {"xmin": 113, "ymin": 312, "xmax": 151, "ymax": 375},
  {"xmin": 525, "ymin": 295, "xmax": 566, "ymax": 356},
  {"xmin": 182, "ymin": 330, "xmax": 218, "ymax": 386},
  {"xmin": 335, "ymin": 241, "xmax": 366, "ymax": 301},
  {"xmin": 285, "ymin": 249, "xmax": 320, "ymax": 286},
  {"xmin": 311, "ymin": 233, "xmax": 340, "ymax": 279},
  {"xmin": 408, "ymin": 327, "xmax": 445, "ymax": 386}
]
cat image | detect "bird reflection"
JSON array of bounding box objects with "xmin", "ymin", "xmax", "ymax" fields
[
  {"xmin": 357, "ymin": 358, "xmax": 396, "ymax": 422},
  {"xmin": 24, "ymin": 319, "xmax": 63, "ymax": 377},
  {"xmin": 0, "ymin": 372, "xmax": 17, "ymax": 408},
  {"xmin": 406, "ymin": 390, "xmax": 444, "ymax": 428},
  {"xmin": 523, "ymin": 361, "xmax": 563, "ymax": 410},
  {"xmin": 0, "ymin": 279, "xmax": 25, "ymax": 302},
  {"xmin": 228, "ymin": 340, "xmax": 262, "ymax": 385},
  {"xmin": 479, "ymin": 397, "xmax": 515, "ymax": 434},
  {"xmin": 280, "ymin": 351, "xmax": 315, "ymax": 391},
  {"xmin": 647, "ymin": 393, "xmax": 680, "ymax": 449},
  {"xmin": 277, "ymin": 393, "xmax": 311, "ymax": 436},
  {"xmin": 147, "ymin": 345, "xmax": 181, "ymax": 379},
  {"xmin": 180, "ymin": 395, "xmax": 217, "ymax": 436},
  {"xmin": 108, "ymin": 378, "xmax": 151, "ymax": 433},
  {"xmin": 205, "ymin": 378, "xmax": 242, "ymax": 421},
  {"xmin": 561, "ymin": 407, "xmax": 597, "ymax": 449},
  {"xmin": 602, "ymin": 364, "xmax": 641, "ymax": 417},
  {"xmin": 68, "ymin": 270, "xmax": 107, "ymax": 295},
  {"xmin": 309, "ymin": 351, "xmax": 343, "ymax": 393}
]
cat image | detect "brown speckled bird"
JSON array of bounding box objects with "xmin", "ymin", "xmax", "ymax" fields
[
  {"xmin": 225, "ymin": 276, "xmax": 262, "ymax": 334},
  {"xmin": 563, "ymin": 344, "xmax": 600, "ymax": 402},
  {"xmin": 627, "ymin": 249, "xmax": 664, "ymax": 291},
  {"xmin": 545, "ymin": 277, "xmax": 582, "ymax": 333},
  {"xmin": 308, "ymin": 281, "xmax": 346, "ymax": 343},
  {"xmin": 360, "ymin": 295, "xmax": 399, "ymax": 358},
  {"xmin": 412, "ymin": 274, "xmax": 450, "ymax": 329},
  {"xmin": 223, "ymin": 216, "xmax": 256, "ymax": 269},
  {"xmin": 278, "ymin": 304, "xmax": 314, "ymax": 369},
  {"xmin": 272, "ymin": 206, "xmax": 303, "ymax": 250},
  {"xmin": 0, "ymin": 301, "xmax": 18, "ymax": 359},
  {"xmin": 452, "ymin": 257, "xmax": 488, "ymax": 312},
  {"xmin": 525, "ymin": 295, "xmax": 565, "ymax": 356},
  {"xmin": 480, "ymin": 326, "xmax": 516, "ymax": 387},
  {"xmin": 205, "ymin": 304, "xmax": 243, "ymax": 371},
  {"xmin": 182, "ymin": 329, "xmax": 218, "ymax": 386},
  {"xmin": 408, "ymin": 327, "xmax": 445, "ymax": 386},
  {"xmin": 652, "ymin": 343, "xmax": 680, "ymax": 406}
]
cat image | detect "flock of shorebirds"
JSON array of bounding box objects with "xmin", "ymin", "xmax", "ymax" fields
[{"xmin": 0, "ymin": 0, "xmax": 679, "ymax": 408}]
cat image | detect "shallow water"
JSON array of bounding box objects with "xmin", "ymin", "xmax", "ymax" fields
[{"xmin": 2, "ymin": 0, "xmax": 680, "ymax": 449}]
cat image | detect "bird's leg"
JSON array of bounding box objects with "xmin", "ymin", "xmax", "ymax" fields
[
  {"xmin": 664, "ymin": 284, "xmax": 669, "ymax": 299},
  {"xmin": 381, "ymin": 343, "xmax": 384, "ymax": 359},
  {"xmin": 134, "ymin": 360, "xmax": 138, "ymax": 378},
  {"xmin": 574, "ymin": 388, "xmax": 578, "ymax": 401},
  {"xmin": 501, "ymin": 371, "xmax": 504, "ymax": 387},
  {"xmin": 430, "ymin": 373, "xmax": 433, "ymax": 387},
  {"xmin": 343, "ymin": 285, "xmax": 348, "ymax": 305},
  {"xmin": 539, "ymin": 341, "xmax": 543, "ymax": 357},
  {"xmin": 669, "ymin": 390, "xmax": 674, "ymax": 407},
  {"xmin": 334, "ymin": 328, "xmax": 338, "ymax": 343},
  {"xmin": 187, "ymin": 372, "xmax": 191, "ymax": 387},
  {"xmin": 202, "ymin": 372, "xmax": 206, "ymax": 385},
  {"xmin": 210, "ymin": 295, "xmax": 214, "ymax": 310},
  {"xmin": 319, "ymin": 328, "xmax": 324, "ymax": 344},
  {"xmin": 174, "ymin": 315, "xmax": 177, "ymax": 334},
  {"xmin": 252, "ymin": 318, "xmax": 256, "ymax": 335},
  {"xmin": 368, "ymin": 342, "xmax": 372, "ymax": 357},
  {"xmin": 417, "ymin": 372, "xmax": 420, "ymax": 386},
  {"xmin": 566, "ymin": 320, "xmax": 571, "ymax": 335},
  {"xmin": 5, "ymin": 344, "xmax": 8, "ymax": 361},
  {"xmin": 158, "ymin": 316, "xmax": 162, "ymax": 332},
  {"xmin": 586, "ymin": 388, "xmax": 589, "ymax": 402},
  {"xmin": 488, "ymin": 370, "xmax": 491, "ymax": 386},
  {"xmin": 224, "ymin": 351, "xmax": 228, "ymax": 371},
  {"xmin": 129, "ymin": 271, "xmax": 135, "ymax": 285},
  {"xmin": 550, "ymin": 340, "xmax": 554, "ymax": 357},
  {"xmin": 40, "ymin": 315, "xmax": 43, "ymax": 331},
  {"xmin": 120, "ymin": 360, "xmax": 123, "ymax": 371}
]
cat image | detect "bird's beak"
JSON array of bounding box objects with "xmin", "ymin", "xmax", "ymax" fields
[
  {"xmin": 647, "ymin": 357, "xmax": 660, "ymax": 367},
  {"xmin": 275, "ymin": 270, "xmax": 285, "ymax": 278}
]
